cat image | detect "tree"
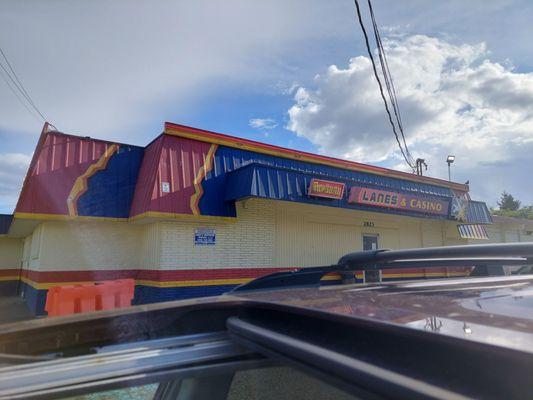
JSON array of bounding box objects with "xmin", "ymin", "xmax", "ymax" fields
[{"xmin": 497, "ymin": 191, "xmax": 521, "ymax": 211}]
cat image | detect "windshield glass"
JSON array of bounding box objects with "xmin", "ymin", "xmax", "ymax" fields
[{"xmin": 1, "ymin": 1, "xmax": 533, "ymax": 398}]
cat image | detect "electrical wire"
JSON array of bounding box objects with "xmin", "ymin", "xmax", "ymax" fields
[
  {"xmin": 0, "ymin": 64, "xmax": 42, "ymax": 123},
  {"xmin": 367, "ymin": 0, "xmax": 414, "ymax": 166},
  {"xmin": 0, "ymin": 46, "xmax": 47, "ymax": 122},
  {"xmin": 353, "ymin": 0, "xmax": 416, "ymax": 170}
]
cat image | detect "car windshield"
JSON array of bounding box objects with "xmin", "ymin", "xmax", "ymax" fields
[{"xmin": 1, "ymin": 1, "xmax": 533, "ymax": 399}]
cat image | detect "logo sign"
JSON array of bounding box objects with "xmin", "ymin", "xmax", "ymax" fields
[
  {"xmin": 348, "ymin": 187, "xmax": 449, "ymax": 216},
  {"xmin": 451, "ymin": 193, "xmax": 468, "ymax": 222},
  {"xmin": 308, "ymin": 178, "xmax": 345, "ymax": 200},
  {"xmin": 194, "ymin": 228, "xmax": 216, "ymax": 245}
]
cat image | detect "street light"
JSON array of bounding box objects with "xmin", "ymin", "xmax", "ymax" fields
[{"xmin": 446, "ymin": 155, "xmax": 455, "ymax": 181}]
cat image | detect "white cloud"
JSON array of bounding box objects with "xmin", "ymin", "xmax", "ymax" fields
[
  {"xmin": 249, "ymin": 118, "xmax": 278, "ymax": 130},
  {"xmin": 287, "ymin": 35, "xmax": 533, "ymax": 204},
  {"xmin": 0, "ymin": 1, "xmax": 354, "ymax": 144},
  {"xmin": 0, "ymin": 153, "xmax": 31, "ymax": 212}
]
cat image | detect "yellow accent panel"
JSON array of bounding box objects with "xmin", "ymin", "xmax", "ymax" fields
[
  {"xmin": 136, "ymin": 278, "xmax": 250, "ymax": 288},
  {"xmin": 20, "ymin": 277, "xmax": 97, "ymax": 290},
  {"xmin": 321, "ymin": 275, "xmax": 342, "ymax": 281},
  {"xmin": 130, "ymin": 211, "xmax": 236, "ymax": 223},
  {"xmin": 20, "ymin": 273, "xmax": 468, "ymax": 290},
  {"xmin": 190, "ymin": 144, "xmax": 218, "ymax": 215},
  {"xmin": 0, "ymin": 276, "xmax": 18, "ymax": 282},
  {"xmin": 67, "ymin": 144, "xmax": 119, "ymax": 216},
  {"xmin": 15, "ymin": 211, "xmax": 236, "ymax": 224},
  {"xmin": 14, "ymin": 212, "xmax": 125, "ymax": 222},
  {"xmin": 165, "ymin": 128, "xmax": 465, "ymax": 191}
]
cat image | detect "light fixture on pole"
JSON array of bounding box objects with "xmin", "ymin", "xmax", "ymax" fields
[{"xmin": 446, "ymin": 155, "xmax": 455, "ymax": 181}]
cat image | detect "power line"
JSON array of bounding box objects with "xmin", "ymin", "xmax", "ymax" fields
[
  {"xmin": 0, "ymin": 46, "xmax": 47, "ymax": 122},
  {"xmin": 352, "ymin": 0, "xmax": 416, "ymax": 170},
  {"xmin": 367, "ymin": 0, "xmax": 414, "ymax": 166},
  {"xmin": 0, "ymin": 65, "xmax": 42, "ymax": 123}
]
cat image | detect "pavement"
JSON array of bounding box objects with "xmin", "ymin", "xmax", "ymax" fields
[{"xmin": 0, "ymin": 297, "xmax": 35, "ymax": 324}]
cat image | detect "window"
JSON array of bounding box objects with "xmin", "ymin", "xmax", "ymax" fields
[{"xmin": 61, "ymin": 366, "xmax": 359, "ymax": 400}]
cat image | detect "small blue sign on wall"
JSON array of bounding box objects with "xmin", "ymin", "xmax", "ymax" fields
[{"xmin": 194, "ymin": 228, "xmax": 216, "ymax": 245}]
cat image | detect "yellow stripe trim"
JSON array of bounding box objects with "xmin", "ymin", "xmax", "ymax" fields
[
  {"xmin": 67, "ymin": 144, "xmax": 119, "ymax": 216},
  {"xmin": 14, "ymin": 212, "xmax": 126, "ymax": 223},
  {"xmin": 14, "ymin": 211, "xmax": 237, "ymax": 224},
  {"xmin": 190, "ymin": 144, "xmax": 218, "ymax": 215},
  {"xmin": 129, "ymin": 211, "xmax": 236, "ymax": 223},
  {"xmin": 165, "ymin": 128, "xmax": 466, "ymax": 191},
  {"xmin": 0, "ymin": 276, "xmax": 19, "ymax": 282},
  {"xmin": 21, "ymin": 277, "xmax": 98, "ymax": 290},
  {"xmin": 136, "ymin": 278, "xmax": 250, "ymax": 288}
]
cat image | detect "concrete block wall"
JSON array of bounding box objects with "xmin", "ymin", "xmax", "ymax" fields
[
  {"xmin": 0, "ymin": 237, "xmax": 23, "ymax": 296},
  {"xmin": 158, "ymin": 199, "xmax": 276, "ymax": 270}
]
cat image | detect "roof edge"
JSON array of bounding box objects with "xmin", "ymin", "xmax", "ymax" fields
[{"xmin": 164, "ymin": 122, "xmax": 469, "ymax": 192}]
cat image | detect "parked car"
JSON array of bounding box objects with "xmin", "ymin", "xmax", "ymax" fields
[{"xmin": 0, "ymin": 243, "xmax": 532, "ymax": 399}]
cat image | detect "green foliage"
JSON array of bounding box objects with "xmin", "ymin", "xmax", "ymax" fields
[
  {"xmin": 491, "ymin": 206, "xmax": 533, "ymax": 220},
  {"xmin": 497, "ymin": 191, "xmax": 521, "ymax": 211}
]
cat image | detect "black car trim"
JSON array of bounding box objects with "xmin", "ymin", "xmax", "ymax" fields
[
  {"xmin": 232, "ymin": 243, "xmax": 533, "ymax": 292},
  {"xmin": 227, "ymin": 305, "xmax": 533, "ymax": 400},
  {"xmin": 0, "ymin": 331, "xmax": 260, "ymax": 399}
]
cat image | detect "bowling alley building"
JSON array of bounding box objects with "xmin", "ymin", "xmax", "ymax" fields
[{"xmin": 0, "ymin": 122, "xmax": 492, "ymax": 314}]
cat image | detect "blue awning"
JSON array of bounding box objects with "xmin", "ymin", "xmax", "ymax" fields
[
  {"xmin": 466, "ymin": 201, "xmax": 493, "ymax": 224},
  {"xmin": 225, "ymin": 163, "xmax": 456, "ymax": 220},
  {"xmin": 0, "ymin": 214, "xmax": 13, "ymax": 235}
]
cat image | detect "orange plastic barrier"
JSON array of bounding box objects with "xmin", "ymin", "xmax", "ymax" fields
[{"xmin": 45, "ymin": 279, "xmax": 135, "ymax": 317}]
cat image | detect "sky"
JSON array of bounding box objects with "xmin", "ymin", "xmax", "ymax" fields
[{"xmin": 1, "ymin": 0, "xmax": 533, "ymax": 213}]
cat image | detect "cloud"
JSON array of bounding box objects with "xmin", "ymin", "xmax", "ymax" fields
[
  {"xmin": 0, "ymin": 153, "xmax": 31, "ymax": 212},
  {"xmin": 287, "ymin": 35, "xmax": 533, "ymax": 204},
  {"xmin": 249, "ymin": 118, "xmax": 278, "ymax": 130},
  {"xmin": 0, "ymin": 1, "xmax": 355, "ymax": 144}
]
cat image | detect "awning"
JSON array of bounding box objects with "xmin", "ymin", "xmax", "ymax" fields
[
  {"xmin": 0, "ymin": 214, "xmax": 13, "ymax": 235},
  {"xmin": 466, "ymin": 201, "xmax": 493, "ymax": 224},
  {"xmin": 458, "ymin": 224, "xmax": 489, "ymax": 240},
  {"xmin": 225, "ymin": 163, "xmax": 456, "ymax": 220}
]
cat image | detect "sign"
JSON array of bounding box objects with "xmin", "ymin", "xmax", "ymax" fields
[
  {"xmin": 348, "ymin": 186, "xmax": 449, "ymax": 216},
  {"xmin": 194, "ymin": 228, "xmax": 216, "ymax": 245},
  {"xmin": 363, "ymin": 221, "xmax": 375, "ymax": 227},
  {"xmin": 450, "ymin": 193, "xmax": 468, "ymax": 221},
  {"xmin": 161, "ymin": 182, "xmax": 170, "ymax": 193},
  {"xmin": 308, "ymin": 178, "xmax": 345, "ymax": 200}
]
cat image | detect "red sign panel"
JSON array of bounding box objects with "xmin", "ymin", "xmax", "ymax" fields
[
  {"xmin": 308, "ymin": 179, "xmax": 345, "ymax": 200},
  {"xmin": 348, "ymin": 186, "xmax": 449, "ymax": 216}
]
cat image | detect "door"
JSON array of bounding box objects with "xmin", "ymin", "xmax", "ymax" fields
[
  {"xmin": 362, "ymin": 234, "xmax": 379, "ymax": 251},
  {"xmin": 362, "ymin": 234, "xmax": 381, "ymax": 283}
]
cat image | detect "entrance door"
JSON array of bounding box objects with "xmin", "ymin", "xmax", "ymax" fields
[
  {"xmin": 362, "ymin": 234, "xmax": 379, "ymax": 251},
  {"xmin": 362, "ymin": 234, "xmax": 381, "ymax": 283}
]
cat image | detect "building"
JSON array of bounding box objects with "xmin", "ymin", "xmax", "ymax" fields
[
  {"xmin": 479, "ymin": 215, "xmax": 533, "ymax": 244},
  {"xmin": 0, "ymin": 123, "xmax": 492, "ymax": 315}
]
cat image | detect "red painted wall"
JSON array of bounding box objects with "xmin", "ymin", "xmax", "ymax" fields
[
  {"xmin": 16, "ymin": 132, "xmax": 114, "ymax": 215},
  {"xmin": 130, "ymin": 135, "xmax": 213, "ymax": 217}
]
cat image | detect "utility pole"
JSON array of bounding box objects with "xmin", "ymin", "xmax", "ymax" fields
[{"xmin": 415, "ymin": 158, "xmax": 427, "ymax": 176}]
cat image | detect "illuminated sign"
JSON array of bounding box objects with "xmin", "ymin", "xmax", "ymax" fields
[
  {"xmin": 348, "ymin": 187, "xmax": 449, "ymax": 216},
  {"xmin": 308, "ymin": 178, "xmax": 345, "ymax": 200}
]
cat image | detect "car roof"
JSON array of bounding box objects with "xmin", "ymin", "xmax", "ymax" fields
[{"xmin": 228, "ymin": 274, "xmax": 533, "ymax": 354}]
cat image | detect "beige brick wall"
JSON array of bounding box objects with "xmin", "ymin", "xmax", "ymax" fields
[
  {"xmin": 158, "ymin": 199, "xmax": 275, "ymax": 270},
  {"xmin": 13, "ymin": 198, "xmax": 466, "ymax": 273},
  {"xmin": 273, "ymin": 200, "xmax": 460, "ymax": 267},
  {"xmin": 36, "ymin": 221, "xmax": 144, "ymax": 271},
  {"xmin": 0, "ymin": 237, "xmax": 23, "ymax": 270}
]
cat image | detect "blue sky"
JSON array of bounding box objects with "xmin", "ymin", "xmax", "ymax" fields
[{"xmin": 2, "ymin": 0, "xmax": 533, "ymax": 213}]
